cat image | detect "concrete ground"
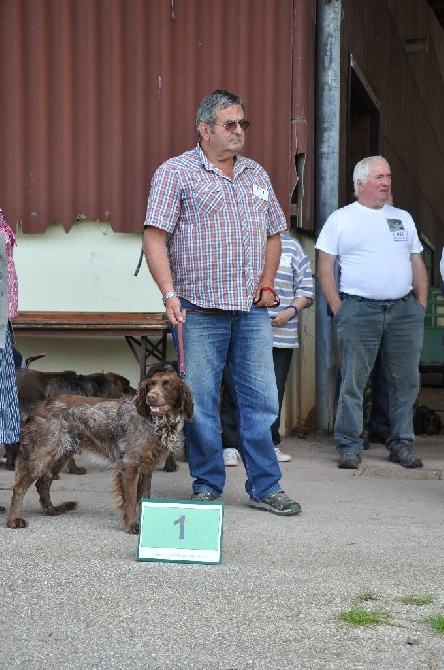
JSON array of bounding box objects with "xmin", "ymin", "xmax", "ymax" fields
[{"xmin": 1, "ymin": 426, "xmax": 444, "ymax": 670}]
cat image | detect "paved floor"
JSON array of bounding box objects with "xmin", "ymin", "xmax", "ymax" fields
[{"xmin": 1, "ymin": 430, "xmax": 444, "ymax": 670}]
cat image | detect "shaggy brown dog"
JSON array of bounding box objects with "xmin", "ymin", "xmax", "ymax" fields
[
  {"xmin": 6, "ymin": 371, "xmax": 193, "ymax": 534},
  {"xmin": 143, "ymin": 360, "xmax": 185, "ymax": 471},
  {"xmin": 137, "ymin": 362, "xmax": 187, "ymax": 474},
  {"xmin": 16, "ymin": 369, "xmax": 135, "ymax": 422},
  {"xmin": 13, "ymin": 369, "xmax": 135, "ymax": 474}
]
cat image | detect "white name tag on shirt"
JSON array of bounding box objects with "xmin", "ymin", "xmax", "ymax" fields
[
  {"xmin": 253, "ymin": 184, "xmax": 268, "ymax": 201},
  {"xmin": 392, "ymin": 230, "xmax": 408, "ymax": 241},
  {"xmin": 281, "ymin": 253, "xmax": 293, "ymax": 267}
]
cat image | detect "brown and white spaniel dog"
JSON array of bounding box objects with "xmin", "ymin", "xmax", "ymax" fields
[
  {"xmin": 6, "ymin": 369, "xmax": 193, "ymax": 534},
  {"xmin": 10, "ymin": 369, "xmax": 136, "ymax": 475}
]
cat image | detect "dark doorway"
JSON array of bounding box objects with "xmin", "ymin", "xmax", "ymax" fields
[{"xmin": 348, "ymin": 56, "xmax": 381, "ymax": 203}]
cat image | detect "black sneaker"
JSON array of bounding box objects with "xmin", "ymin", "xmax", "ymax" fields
[
  {"xmin": 191, "ymin": 491, "xmax": 217, "ymax": 501},
  {"xmin": 388, "ymin": 445, "xmax": 423, "ymax": 468},
  {"xmin": 249, "ymin": 491, "xmax": 301, "ymax": 516},
  {"xmin": 338, "ymin": 451, "xmax": 361, "ymax": 469}
]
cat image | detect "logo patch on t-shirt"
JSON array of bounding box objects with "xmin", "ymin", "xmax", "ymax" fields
[{"xmin": 387, "ymin": 219, "xmax": 408, "ymax": 241}]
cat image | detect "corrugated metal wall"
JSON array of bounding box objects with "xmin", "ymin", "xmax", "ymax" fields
[
  {"xmin": 339, "ymin": 0, "xmax": 444, "ymax": 282},
  {"xmin": 0, "ymin": 0, "xmax": 315, "ymax": 234}
]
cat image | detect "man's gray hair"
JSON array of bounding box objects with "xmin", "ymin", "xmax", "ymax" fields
[
  {"xmin": 196, "ymin": 89, "xmax": 245, "ymax": 140},
  {"xmin": 353, "ymin": 156, "xmax": 390, "ymax": 197}
]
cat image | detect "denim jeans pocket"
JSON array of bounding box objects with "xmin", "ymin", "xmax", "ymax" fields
[{"xmin": 333, "ymin": 298, "xmax": 347, "ymax": 323}]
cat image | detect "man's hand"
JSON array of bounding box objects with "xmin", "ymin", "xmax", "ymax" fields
[
  {"xmin": 318, "ymin": 251, "xmax": 341, "ymax": 315},
  {"xmin": 253, "ymin": 286, "xmax": 280, "ymax": 308},
  {"xmin": 164, "ymin": 296, "xmax": 185, "ymax": 326}
]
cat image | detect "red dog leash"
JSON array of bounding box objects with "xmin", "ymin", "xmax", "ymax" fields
[
  {"xmin": 176, "ymin": 309, "xmax": 222, "ymax": 376},
  {"xmin": 252, "ymin": 286, "xmax": 280, "ymax": 308},
  {"xmin": 177, "ymin": 320, "xmax": 185, "ymax": 375}
]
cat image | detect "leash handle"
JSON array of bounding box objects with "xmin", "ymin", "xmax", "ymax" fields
[
  {"xmin": 253, "ymin": 286, "xmax": 280, "ymax": 308},
  {"xmin": 177, "ymin": 320, "xmax": 185, "ymax": 375}
]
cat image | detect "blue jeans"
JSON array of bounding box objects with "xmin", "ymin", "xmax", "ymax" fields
[
  {"xmin": 334, "ymin": 292, "xmax": 424, "ymax": 454},
  {"xmin": 172, "ymin": 299, "xmax": 282, "ymax": 500},
  {"xmin": 336, "ymin": 349, "xmax": 391, "ymax": 434},
  {"xmin": 368, "ymin": 349, "xmax": 391, "ymax": 434},
  {"xmin": 221, "ymin": 347, "xmax": 294, "ymax": 448}
]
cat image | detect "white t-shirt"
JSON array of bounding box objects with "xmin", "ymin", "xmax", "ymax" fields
[{"xmin": 315, "ymin": 201, "xmax": 423, "ymax": 299}]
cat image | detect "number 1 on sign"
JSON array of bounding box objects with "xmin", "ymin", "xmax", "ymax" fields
[
  {"xmin": 174, "ymin": 514, "xmax": 185, "ymax": 540},
  {"xmin": 138, "ymin": 500, "xmax": 224, "ymax": 564}
]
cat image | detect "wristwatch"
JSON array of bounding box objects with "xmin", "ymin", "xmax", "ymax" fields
[{"xmin": 162, "ymin": 291, "xmax": 178, "ymax": 305}]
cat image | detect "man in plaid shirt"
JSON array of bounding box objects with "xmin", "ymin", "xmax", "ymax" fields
[{"xmin": 143, "ymin": 90, "xmax": 301, "ymax": 515}]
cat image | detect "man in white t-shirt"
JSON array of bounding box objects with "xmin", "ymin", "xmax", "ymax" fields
[{"xmin": 316, "ymin": 156, "xmax": 428, "ymax": 469}]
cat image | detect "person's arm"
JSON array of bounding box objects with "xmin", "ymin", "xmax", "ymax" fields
[
  {"xmin": 411, "ymin": 252, "xmax": 428, "ymax": 309},
  {"xmin": 317, "ymin": 250, "xmax": 341, "ymax": 316},
  {"xmin": 271, "ymin": 247, "xmax": 314, "ymax": 327},
  {"xmin": 143, "ymin": 226, "xmax": 183, "ymax": 325},
  {"xmin": 271, "ymin": 295, "xmax": 310, "ymax": 327},
  {"xmin": 255, "ymin": 233, "xmax": 281, "ymax": 307}
]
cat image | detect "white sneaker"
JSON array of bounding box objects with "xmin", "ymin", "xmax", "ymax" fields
[
  {"xmin": 223, "ymin": 448, "xmax": 240, "ymax": 467},
  {"xmin": 274, "ymin": 447, "xmax": 291, "ymax": 462}
]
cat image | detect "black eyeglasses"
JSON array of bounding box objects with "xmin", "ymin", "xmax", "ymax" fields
[{"xmin": 213, "ymin": 119, "xmax": 250, "ymax": 132}]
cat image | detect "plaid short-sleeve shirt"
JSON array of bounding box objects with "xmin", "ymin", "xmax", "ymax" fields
[{"xmin": 144, "ymin": 145, "xmax": 287, "ymax": 311}]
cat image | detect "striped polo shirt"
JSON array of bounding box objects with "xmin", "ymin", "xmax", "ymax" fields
[
  {"xmin": 144, "ymin": 144, "xmax": 287, "ymax": 311},
  {"xmin": 268, "ymin": 234, "xmax": 314, "ymax": 348}
]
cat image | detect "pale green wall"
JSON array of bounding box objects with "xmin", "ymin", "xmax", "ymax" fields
[
  {"xmin": 13, "ymin": 221, "xmax": 174, "ymax": 388},
  {"xmin": 15, "ymin": 221, "xmax": 161, "ymax": 312}
]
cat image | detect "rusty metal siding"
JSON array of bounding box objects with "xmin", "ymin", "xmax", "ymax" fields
[
  {"xmin": 292, "ymin": 0, "xmax": 316, "ymax": 230},
  {"xmin": 0, "ymin": 0, "xmax": 315, "ymax": 234},
  {"xmin": 339, "ymin": 0, "xmax": 444, "ymax": 272}
]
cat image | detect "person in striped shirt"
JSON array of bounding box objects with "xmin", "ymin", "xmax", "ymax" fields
[
  {"xmin": 143, "ymin": 90, "xmax": 301, "ymax": 516},
  {"xmin": 222, "ymin": 233, "xmax": 314, "ymax": 465}
]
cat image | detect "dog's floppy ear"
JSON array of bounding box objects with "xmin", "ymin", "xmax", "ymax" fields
[
  {"xmin": 180, "ymin": 380, "xmax": 194, "ymax": 421},
  {"xmin": 133, "ymin": 379, "xmax": 151, "ymax": 418}
]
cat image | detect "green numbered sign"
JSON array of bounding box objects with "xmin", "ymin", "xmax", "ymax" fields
[{"xmin": 137, "ymin": 499, "xmax": 224, "ymax": 564}]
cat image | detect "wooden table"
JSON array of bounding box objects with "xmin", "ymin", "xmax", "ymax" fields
[{"xmin": 13, "ymin": 311, "xmax": 171, "ymax": 382}]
